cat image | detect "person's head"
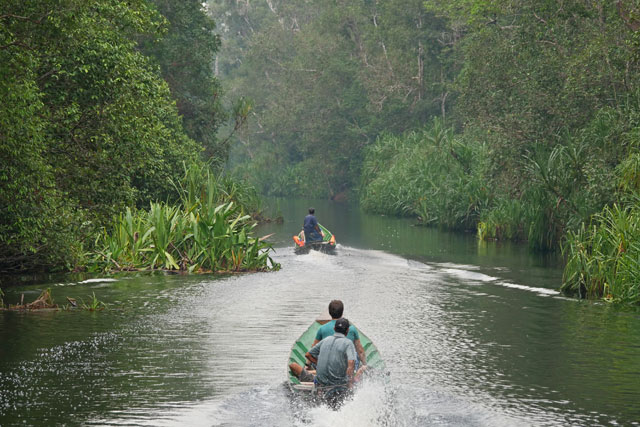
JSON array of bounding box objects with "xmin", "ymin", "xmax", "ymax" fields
[
  {"xmin": 334, "ymin": 318, "xmax": 350, "ymax": 335},
  {"xmin": 328, "ymin": 300, "xmax": 344, "ymax": 319},
  {"xmin": 308, "ymin": 207, "xmax": 315, "ymax": 214}
]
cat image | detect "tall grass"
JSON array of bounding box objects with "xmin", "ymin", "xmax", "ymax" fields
[
  {"xmin": 90, "ymin": 164, "xmax": 279, "ymax": 273},
  {"xmin": 477, "ymin": 197, "xmax": 524, "ymax": 241},
  {"xmin": 562, "ymin": 203, "xmax": 640, "ymax": 304}
]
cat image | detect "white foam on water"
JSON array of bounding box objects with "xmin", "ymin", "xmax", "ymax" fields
[
  {"xmin": 433, "ymin": 262, "xmax": 481, "ymax": 270},
  {"xmin": 431, "ymin": 262, "xmax": 561, "ymax": 297},
  {"xmin": 52, "ymin": 277, "xmax": 119, "ymax": 287},
  {"xmin": 297, "ymin": 380, "xmax": 398, "ymax": 427},
  {"xmin": 79, "ymin": 278, "xmax": 118, "ymax": 284},
  {"xmin": 441, "ymin": 268, "xmax": 498, "ymax": 282},
  {"xmin": 499, "ymin": 281, "xmax": 560, "ymax": 296}
]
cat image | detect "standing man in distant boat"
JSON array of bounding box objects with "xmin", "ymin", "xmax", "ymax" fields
[
  {"xmin": 303, "ymin": 207, "xmax": 324, "ymax": 242},
  {"xmin": 313, "ymin": 300, "xmax": 367, "ymax": 368}
]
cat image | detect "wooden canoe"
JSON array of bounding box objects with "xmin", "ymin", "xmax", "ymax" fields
[
  {"xmin": 293, "ymin": 223, "xmax": 337, "ymax": 255},
  {"xmin": 287, "ymin": 318, "xmax": 386, "ymax": 394}
]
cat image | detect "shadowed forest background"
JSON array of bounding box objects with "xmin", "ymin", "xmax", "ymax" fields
[{"xmin": 3, "ymin": 0, "xmax": 640, "ymax": 303}]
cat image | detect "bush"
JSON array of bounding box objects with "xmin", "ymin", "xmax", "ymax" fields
[
  {"xmin": 91, "ymin": 163, "xmax": 278, "ymax": 273},
  {"xmin": 562, "ymin": 203, "xmax": 640, "ymax": 304},
  {"xmin": 360, "ymin": 118, "xmax": 491, "ymax": 230},
  {"xmin": 477, "ymin": 198, "xmax": 524, "ymax": 241}
]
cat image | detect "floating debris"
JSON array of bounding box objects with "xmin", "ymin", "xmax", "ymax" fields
[{"xmin": 7, "ymin": 288, "xmax": 58, "ymax": 310}]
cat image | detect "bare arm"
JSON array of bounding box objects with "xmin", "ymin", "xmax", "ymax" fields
[
  {"xmin": 346, "ymin": 360, "xmax": 355, "ymax": 384},
  {"xmin": 312, "ymin": 339, "xmax": 319, "ymax": 347},
  {"xmin": 305, "ymin": 351, "xmax": 318, "ymax": 365},
  {"xmin": 355, "ymin": 339, "xmax": 366, "ymax": 366}
]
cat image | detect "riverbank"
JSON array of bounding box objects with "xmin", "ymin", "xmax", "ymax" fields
[
  {"xmin": 2, "ymin": 221, "xmax": 638, "ymax": 425},
  {"xmin": 0, "ymin": 163, "xmax": 278, "ymax": 287},
  {"xmin": 89, "ymin": 164, "xmax": 278, "ymax": 274},
  {"xmin": 359, "ymin": 118, "xmax": 640, "ymax": 305}
]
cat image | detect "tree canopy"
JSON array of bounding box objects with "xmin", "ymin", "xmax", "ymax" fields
[
  {"xmin": 0, "ymin": 0, "xmax": 226, "ymax": 273},
  {"xmin": 210, "ymin": 0, "xmax": 451, "ymax": 197}
]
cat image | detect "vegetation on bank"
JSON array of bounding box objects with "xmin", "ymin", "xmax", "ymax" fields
[
  {"xmin": 90, "ymin": 164, "xmax": 279, "ymax": 273},
  {"xmin": 360, "ymin": 119, "xmax": 490, "ymax": 231},
  {"xmin": 562, "ymin": 203, "xmax": 640, "ymax": 304},
  {"xmin": 361, "ymin": 109, "xmax": 630, "ymax": 241},
  {"xmin": 214, "ymin": 1, "xmax": 640, "ymax": 302},
  {"xmin": 0, "ymin": 0, "xmax": 261, "ymax": 276}
]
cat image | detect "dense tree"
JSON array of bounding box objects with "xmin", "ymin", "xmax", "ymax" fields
[
  {"xmin": 139, "ymin": 1, "xmax": 228, "ymax": 162},
  {"xmin": 0, "ymin": 0, "xmax": 203, "ymax": 272},
  {"xmin": 0, "ymin": 34, "xmax": 77, "ymax": 271},
  {"xmin": 209, "ymin": 0, "xmax": 451, "ymax": 197}
]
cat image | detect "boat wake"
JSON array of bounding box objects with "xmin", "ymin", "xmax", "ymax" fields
[{"xmin": 293, "ymin": 378, "xmax": 397, "ymax": 427}]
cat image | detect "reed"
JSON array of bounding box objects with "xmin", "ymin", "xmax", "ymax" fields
[
  {"xmin": 171, "ymin": 162, "xmax": 263, "ymax": 216},
  {"xmin": 478, "ymin": 198, "xmax": 524, "ymax": 241},
  {"xmin": 80, "ymin": 292, "xmax": 107, "ymax": 311}
]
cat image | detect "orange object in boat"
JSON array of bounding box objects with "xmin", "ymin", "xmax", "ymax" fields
[
  {"xmin": 293, "ymin": 224, "xmax": 336, "ymax": 254},
  {"xmin": 293, "ymin": 235, "xmax": 305, "ymax": 247}
]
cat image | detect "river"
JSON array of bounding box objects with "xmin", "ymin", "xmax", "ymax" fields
[{"xmin": 1, "ymin": 199, "xmax": 639, "ymax": 426}]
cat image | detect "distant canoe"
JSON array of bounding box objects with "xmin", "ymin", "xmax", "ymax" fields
[
  {"xmin": 292, "ymin": 223, "xmax": 337, "ymax": 255},
  {"xmin": 287, "ymin": 319, "xmax": 386, "ymax": 395}
]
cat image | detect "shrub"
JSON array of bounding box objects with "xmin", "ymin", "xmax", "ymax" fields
[
  {"xmin": 360, "ymin": 118, "xmax": 491, "ymax": 230},
  {"xmin": 91, "ymin": 164, "xmax": 278, "ymax": 273},
  {"xmin": 562, "ymin": 203, "xmax": 640, "ymax": 304}
]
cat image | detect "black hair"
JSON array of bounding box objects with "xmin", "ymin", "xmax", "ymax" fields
[
  {"xmin": 308, "ymin": 207, "xmax": 315, "ymax": 214},
  {"xmin": 334, "ymin": 318, "xmax": 350, "ymax": 334},
  {"xmin": 328, "ymin": 300, "xmax": 344, "ymax": 319}
]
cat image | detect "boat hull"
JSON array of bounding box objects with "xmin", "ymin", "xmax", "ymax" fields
[
  {"xmin": 287, "ymin": 320, "xmax": 386, "ymax": 399},
  {"xmin": 293, "ymin": 223, "xmax": 337, "ymax": 255},
  {"xmin": 293, "ymin": 241, "xmax": 336, "ymax": 255}
]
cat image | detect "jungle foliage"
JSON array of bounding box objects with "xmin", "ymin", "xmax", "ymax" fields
[
  {"xmin": 216, "ymin": 1, "xmax": 640, "ymax": 302},
  {"xmin": 91, "ymin": 163, "xmax": 278, "ymax": 273},
  {"xmin": 138, "ymin": 0, "xmax": 228, "ymax": 162},
  {"xmin": 360, "ymin": 118, "xmax": 490, "ymax": 231},
  {"xmin": 210, "ymin": 0, "xmax": 450, "ymax": 197},
  {"xmin": 0, "ymin": 0, "xmax": 253, "ymax": 274},
  {"xmin": 562, "ymin": 203, "xmax": 640, "ymax": 304}
]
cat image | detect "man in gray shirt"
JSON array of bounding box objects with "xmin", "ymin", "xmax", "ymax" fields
[{"xmin": 289, "ymin": 318, "xmax": 357, "ymax": 387}]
